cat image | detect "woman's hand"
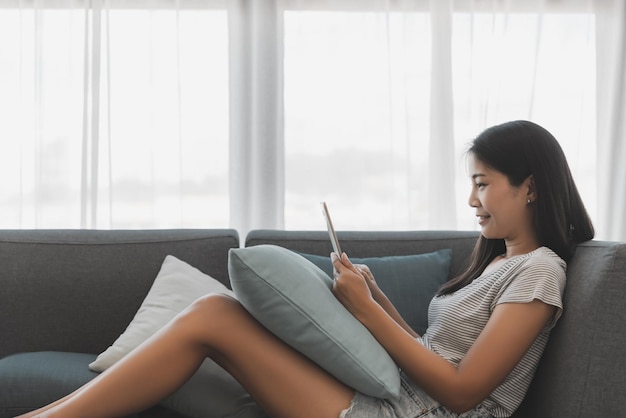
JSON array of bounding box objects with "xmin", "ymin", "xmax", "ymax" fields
[
  {"xmin": 336, "ymin": 258, "xmax": 375, "ymax": 288},
  {"xmin": 330, "ymin": 252, "xmax": 378, "ymax": 322},
  {"xmin": 332, "ymin": 252, "xmax": 419, "ymax": 338}
]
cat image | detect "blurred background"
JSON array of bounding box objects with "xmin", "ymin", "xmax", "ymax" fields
[{"xmin": 0, "ymin": 0, "xmax": 623, "ymax": 241}]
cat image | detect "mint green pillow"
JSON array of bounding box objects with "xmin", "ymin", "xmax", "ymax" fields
[
  {"xmin": 300, "ymin": 250, "xmax": 452, "ymax": 335},
  {"xmin": 228, "ymin": 245, "xmax": 400, "ymax": 399}
]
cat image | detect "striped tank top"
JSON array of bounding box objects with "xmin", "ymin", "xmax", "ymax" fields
[{"xmin": 419, "ymin": 246, "xmax": 566, "ymax": 417}]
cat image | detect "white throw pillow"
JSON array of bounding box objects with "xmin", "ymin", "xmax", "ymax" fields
[{"xmin": 89, "ymin": 255, "xmax": 234, "ymax": 371}]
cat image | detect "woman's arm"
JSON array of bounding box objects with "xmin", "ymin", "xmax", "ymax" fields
[{"xmin": 332, "ymin": 255, "xmax": 555, "ymax": 413}]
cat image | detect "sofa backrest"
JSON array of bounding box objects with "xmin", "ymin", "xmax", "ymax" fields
[
  {"xmin": 246, "ymin": 229, "xmax": 626, "ymax": 418},
  {"xmin": 512, "ymin": 239, "xmax": 626, "ymax": 417},
  {"xmin": 0, "ymin": 229, "xmax": 239, "ymax": 359}
]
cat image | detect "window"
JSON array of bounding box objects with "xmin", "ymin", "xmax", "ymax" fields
[
  {"xmin": 0, "ymin": 1, "xmax": 600, "ymax": 235},
  {"xmin": 283, "ymin": 3, "xmax": 596, "ymax": 231},
  {"xmin": 0, "ymin": 2, "xmax": 229, "ymax": 228}
]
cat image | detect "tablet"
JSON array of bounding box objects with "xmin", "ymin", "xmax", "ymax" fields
[{"xmin": 321, "ymin": 201, "xmax": 342, "ymax": 255}]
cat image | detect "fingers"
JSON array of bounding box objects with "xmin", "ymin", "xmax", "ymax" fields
[
  {"xmin": 356, "ymin": 266, "xmax": 370, "ymax": 279},
  {"xmin": 331, "ymin": 252, "xmax": 357, "ymax": 272},
  {"xmin": 332, "ymin": 254, "xmax": 374, "ymax": 280},
  {"xmin": 330, "ymin": 252, "xmax": 342, "ymax": 269}
]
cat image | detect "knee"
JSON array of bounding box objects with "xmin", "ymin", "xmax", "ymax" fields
[
  {"xmin": 176, "ymin": 293, "xmax": 242, "ymax": 335},
  {"xmin": 186, "ymin": 292, "xmax": 240, "ymax": 319},
  {"xmin": 176, "ymin": 293, "xmax": 255, "ymax": 351}
]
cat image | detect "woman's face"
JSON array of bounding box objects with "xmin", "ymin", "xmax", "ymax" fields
[{"xmin": 467, "ymin": 155, "xmax": 535, "ymax": 244}]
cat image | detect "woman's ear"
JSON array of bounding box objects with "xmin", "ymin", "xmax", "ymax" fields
[{"xmin": 526, "ymin": 175, "xmax": 537, "ymax": 202}]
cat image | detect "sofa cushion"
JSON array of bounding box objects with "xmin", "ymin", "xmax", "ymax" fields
[
  {"xmin": 0, "ymin": 351, "xmax": 184, "ymax": 418},
  {"xmin": 228, "ymin": 244, "xmax": 401, "ymax": 399},
  {"xmin": 0, "ymin": 352, "xmax": 266, "ymax": 418},
  {"xmin": 161, "ymin": 359, "xmax": 268, "ymax": 418},
  {"xmin": 299, "ymin": 250, "xmax": 452, "ymax": 335},
  {"xmin": 0, "ymin": 352, "xmax": 99, "ymax": 418}
]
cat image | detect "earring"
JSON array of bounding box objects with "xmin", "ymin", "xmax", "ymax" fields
[{"xmin": 527, "ymin": 199, "xmax": 532, "ymax": 204}]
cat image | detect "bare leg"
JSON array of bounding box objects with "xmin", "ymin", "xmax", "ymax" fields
[{"xmin": 17, "ymin": 294, "xmax": 354, "ymax": 418}]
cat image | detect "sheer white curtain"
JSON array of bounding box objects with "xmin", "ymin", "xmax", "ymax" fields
[
  {"xmin": 0, "ymin": 0, "xmax": 230, "ymax": 229},
  {"xmin": 0, "ymin": 0, "xmax": 624, "ymax": 241},
  {"xmin": 281, "ymin": 0, "xmax": 601, "ymax": 235},
  {"xmin": 228, "ymin": 0, "xmax": 285, "ymax": 236},
  {"xmin": 595, "ymin": 0, "xmax": 626, "ymax": 242}
]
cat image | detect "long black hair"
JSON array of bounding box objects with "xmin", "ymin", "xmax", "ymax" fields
[{"xmin": 438, "ymin": 120, "xmax": 594, "ymax": 296}]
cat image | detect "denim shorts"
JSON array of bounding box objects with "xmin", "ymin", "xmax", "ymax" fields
[{"xmin": 339, "ymin": 372, "xmax": 492, "ymax": 418}]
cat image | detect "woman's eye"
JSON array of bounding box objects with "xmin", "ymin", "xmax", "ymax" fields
[{"xmin": 475, "ymin": 182, "xmax": 486, "ymax": 189}]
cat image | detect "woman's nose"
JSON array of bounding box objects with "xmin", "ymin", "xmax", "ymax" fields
[{"xmin": 468, "ymin": 192, "xmax": 480, "ymax": 208}]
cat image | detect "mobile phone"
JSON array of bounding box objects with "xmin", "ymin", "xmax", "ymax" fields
[{"xmin": 321, "ymin": 201, "xmax": 342, "ymax": 255}]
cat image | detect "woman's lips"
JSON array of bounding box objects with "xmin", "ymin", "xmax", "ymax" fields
[{"xmin": 477, "ymin": 215, "xmax": 490, "ymax": 226}]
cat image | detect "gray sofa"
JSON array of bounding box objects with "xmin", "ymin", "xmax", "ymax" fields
[{"xmin": 1, "ymin": 229, "xmax": 624, "ymax": 417}]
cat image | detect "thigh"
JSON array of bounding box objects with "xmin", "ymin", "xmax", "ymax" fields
[
  {"xmin": 196, "ymin": 294, "xmax": 355, "ymax": 418},
  {"xmin": 340, "ymin": 372, "xmax": 493, "ymax": 418}
]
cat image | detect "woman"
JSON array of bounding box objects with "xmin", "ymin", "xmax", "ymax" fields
[{"xmin": 18, "ymin": 120, "xmax": 594, "ymax": 418}]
